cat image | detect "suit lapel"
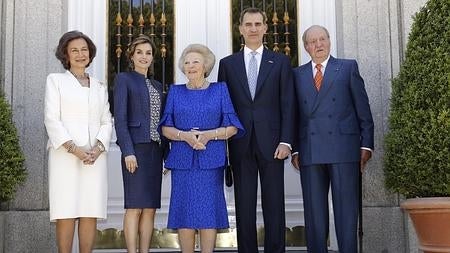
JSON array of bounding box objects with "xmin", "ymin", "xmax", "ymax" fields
[
  {"xmin": 65, "ymin": 70, "xmax": 81, "ymax": 88},
  {"xmin": 255, "ymin": 49, "xmax": 275, "ymax": 97},
  {"xmin": 230, "ymin": 51, "xmax": 253, "ymax": 101},
  {"xmin": 302, "ymin": 62, "xmax": 318, "ymax": 114},
  {"xmin": 139, "ymin": 75, "xmax": 150, "ymax": 120},
  {"xmin": 65, "ymin": 71, "xmax": 98, "ymax": 115},
  {"xmin": 88, "ymin": 77, "xmax": 100, "ymax": 116},
  {"xmin": 130, "ymin": 72, "xmax": 150, "ymax": 119},
  {"xmin": 311, "ymin": 56, "xmax": 342, "ymax": 113}
]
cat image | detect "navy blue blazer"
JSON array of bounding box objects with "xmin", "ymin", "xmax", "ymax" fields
[
  {"xmin": 293, "ymin": 56, "xmax": 374, "ymax": 166},
  {"xmin": 113, "ymin": 71, "xmax": 166, "ymax": 157},
  {"xmin": 218, "ymin": 48, "xmax": 296, "ymax": 163}
]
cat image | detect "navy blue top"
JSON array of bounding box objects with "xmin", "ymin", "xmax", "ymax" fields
[{"xmin": 114, "ymin": 71, "xmax": 166, "ymax": 156}]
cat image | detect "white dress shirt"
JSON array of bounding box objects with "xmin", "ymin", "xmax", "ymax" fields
[{"xmin": 244, "ymin": 45, "xmax": 264, "ymax": 77}]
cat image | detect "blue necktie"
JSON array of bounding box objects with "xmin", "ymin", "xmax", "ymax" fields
[{"xmin": 248, "ymin": 51, "xmax": 258, "ymax": 100}]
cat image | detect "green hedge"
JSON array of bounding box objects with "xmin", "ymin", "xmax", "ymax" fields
[
  {"xmin": 0, "ymin": 93, "xmax": 26, "ymax": 202},
  {"xmin": 384, "ymin": 0, "xmax": 450, "ymax": 198}
]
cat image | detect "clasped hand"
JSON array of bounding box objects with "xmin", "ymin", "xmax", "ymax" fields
[
  {"xmin": 73, "ymin": 146, "xmax": 101, "ymax": 165},
  {"xmin": 183, "ymin": 129, "xmax": 209, "ymax": 150}
]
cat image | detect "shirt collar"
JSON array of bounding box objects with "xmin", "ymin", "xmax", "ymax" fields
[
  {"xmin": 244, "ymin": 45, "xmax": 264, "ymax": 56},
  {"xmin": 312, "ymin": 55, "xmax": 331, "ymax": 70}
]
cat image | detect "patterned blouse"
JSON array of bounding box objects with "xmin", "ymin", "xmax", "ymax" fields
[{"xmin": 146, "ymin": 78, "xmax": 161, "ymax": 143}]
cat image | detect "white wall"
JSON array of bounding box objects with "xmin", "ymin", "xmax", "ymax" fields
[{"xmin": 67, "ymin": 0, "xmax": 107, "ymax": 82}]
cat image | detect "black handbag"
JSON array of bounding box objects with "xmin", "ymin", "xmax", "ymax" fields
[{"xmin": 225, "ymin": 140, "xmax": 233, "ymax": 187}]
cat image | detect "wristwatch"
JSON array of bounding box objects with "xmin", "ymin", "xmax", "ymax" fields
[{"xmin": 96, "ymin": 141, "xmax": 106, "ymax": 152}]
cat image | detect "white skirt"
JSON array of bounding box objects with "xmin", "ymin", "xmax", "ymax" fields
[{"xmin": 48, "ymin": 145, "xmax": 108, "ymax": 222}]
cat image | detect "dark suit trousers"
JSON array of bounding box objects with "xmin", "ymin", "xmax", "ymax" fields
[
  {"xmin": 233, "ymin": 131, "xmax": 286, "ymax": 253},
  {"xmin": 300, "ymin": 162, "xmax": 359, "ymax": 253}
]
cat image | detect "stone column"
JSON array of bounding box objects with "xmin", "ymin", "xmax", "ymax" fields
[
  {"xmin": 0, "ymin": 0, "xmax": 66, "ymax": 252},
  {"xmin": 67, "ymin": 0, "xmax": 107, "ymax": 81}
]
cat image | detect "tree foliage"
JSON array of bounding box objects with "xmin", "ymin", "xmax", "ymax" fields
[
  {"xmin": 0, "ymin": 93, "xmax": 26, "ymax": 202},
  {"xmin": 384, "ymin": 0, "xmax": 450, "ymax": 198}
]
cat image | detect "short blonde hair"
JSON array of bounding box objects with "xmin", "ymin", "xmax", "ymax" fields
[{"xmin": 178, "ymin": 44, "xmax": 215, "ymax": 77}]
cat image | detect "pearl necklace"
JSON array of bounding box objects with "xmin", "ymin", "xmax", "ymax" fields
[
  {"xmin": 70, "ymin": 70, "xmax": 89, "ymax": 79},
  {"xmin": 70, "ymin": 70, "xmax": 90, "ymax": 87},
  {"xmin": 187, "ymin": 80, "xmax": 209, "ymax": 89}
]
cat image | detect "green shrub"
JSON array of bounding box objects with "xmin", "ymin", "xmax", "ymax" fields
[
  {"xmin": 384, "ymin": 0, "xmax": 450, "ymax": 198},
  {"xmin": 0, "ymin": 92, "xmax": 26, "ymax": 202}
]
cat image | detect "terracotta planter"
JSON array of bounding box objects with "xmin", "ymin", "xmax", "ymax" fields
[{"xmin": 401, "ymin": 197, "xmax": 450, "ymax": 253}]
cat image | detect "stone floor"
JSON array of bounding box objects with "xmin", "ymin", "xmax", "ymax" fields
[{"xmin": 94, "ymin": 250, "xmax": 337, "ymax": 253}]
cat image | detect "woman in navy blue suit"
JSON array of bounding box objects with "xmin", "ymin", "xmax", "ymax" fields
[{"xmin": 113, "ymin": 35, "xmax": 165, "ymax": 253}]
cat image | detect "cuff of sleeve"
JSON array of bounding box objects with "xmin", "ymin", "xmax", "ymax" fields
[
  {"xmin": 280, "ymin": 142, "xmax": 292, "ymax": 150},
  {"xmin": 361, "ymin": 147, "xmax": 373, "ymax": 153}
]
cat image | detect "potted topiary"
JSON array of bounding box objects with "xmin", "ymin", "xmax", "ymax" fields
[
  {"xmin": 0, "ymin": 92, "xmax": 26, "ymax": 204},
  {"xmin": 384, "ymin": 0, "xmax": 450, "ymax": 252}
]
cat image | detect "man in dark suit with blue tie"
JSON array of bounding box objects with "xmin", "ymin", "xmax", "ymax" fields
[
  {"xmin": 218, "ymin": 7, "xmax": 295, "ymax": 253},
  {"xmin": 291, "ymin": 25, "xmax": 374, "ymax": 253}
]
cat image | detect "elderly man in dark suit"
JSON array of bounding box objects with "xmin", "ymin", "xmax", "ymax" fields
[
  {"xmin": 218, "ymin": 7, "xmax": 296, "ymax": 253},
  {"xmin": 292, "ymin": 25, "xmax": 374, "ymax": 253}
]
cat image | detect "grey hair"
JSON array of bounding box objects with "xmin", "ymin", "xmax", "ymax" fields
[
  {"xmin": 302, "ymin": 25, "xmax": 330, "ymax": 44},
  {"xmin": 178, "ymin": 44, "xmax": 216, "ymax": 77}
]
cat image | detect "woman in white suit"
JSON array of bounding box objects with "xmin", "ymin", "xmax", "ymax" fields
[{"xmin": 44, "ymin": 31, "xmax": 112, "ymax": 253}]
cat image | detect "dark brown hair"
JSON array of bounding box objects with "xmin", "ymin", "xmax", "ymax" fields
[
  {"xmin": 127, "ymin": 35, "xmax": 157, "ymax": 76},
  {"xmin": 239, "ymin": 7, "xmax": 268, "ymax": 25},
  {"xmin": 55, "ymin": 30, "xmax": 96, "ymax": 70}
]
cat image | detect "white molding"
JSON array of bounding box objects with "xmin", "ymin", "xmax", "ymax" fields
[
  {"xmin": 67, "ymin": 0, "xmax": 107, "ymax": 82},
  {"xmin": 174, "ymin": 0, "xmax": 231, "ymax": 83},
  {"xmin": 298, "ymin": 0, "xmax": 337, "ymax": 65}
]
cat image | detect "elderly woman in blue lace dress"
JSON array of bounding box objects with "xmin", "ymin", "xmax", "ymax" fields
[{"xmin": 159, "ymin": 44, "xmax": 244, "ymax": 253}]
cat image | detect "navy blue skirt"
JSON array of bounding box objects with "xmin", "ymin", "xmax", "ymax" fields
[{"xmin": 121, "ymin": 142, "xmax": 163, "ymax": 209}]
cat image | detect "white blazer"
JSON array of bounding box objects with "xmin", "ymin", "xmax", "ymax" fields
[{"xmin": 44, "ymin": 71, "xmax": 112, "ymax": 150}]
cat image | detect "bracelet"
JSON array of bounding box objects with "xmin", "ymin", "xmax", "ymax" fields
[
  {"xmin": 214, "ymin": 129, "xmax": 218, "ymax": 140},
  {"xmin": 176, "ymin": 130, "xmax": 182, "ymax": 140},
  {"xmin": 96, "ymin": 141, "xmax": 105, "ymax": 152},
  {"xmin": 66, "ymin": 142, "xmax": 76, "ymax": 153}
]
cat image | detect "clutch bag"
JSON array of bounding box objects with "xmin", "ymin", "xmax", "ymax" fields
[{"xmin": 225, "ymin": 140, "xmax": 233, "ymax": 187}]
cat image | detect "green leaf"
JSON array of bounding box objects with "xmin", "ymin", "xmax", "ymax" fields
[
  {"xmin": 384, "ymin": 0, "xmax": 450, "ymax": 198},
  {"xmin": 0, "ymin": 92, "xmax": 26, "ymax": 202}
]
